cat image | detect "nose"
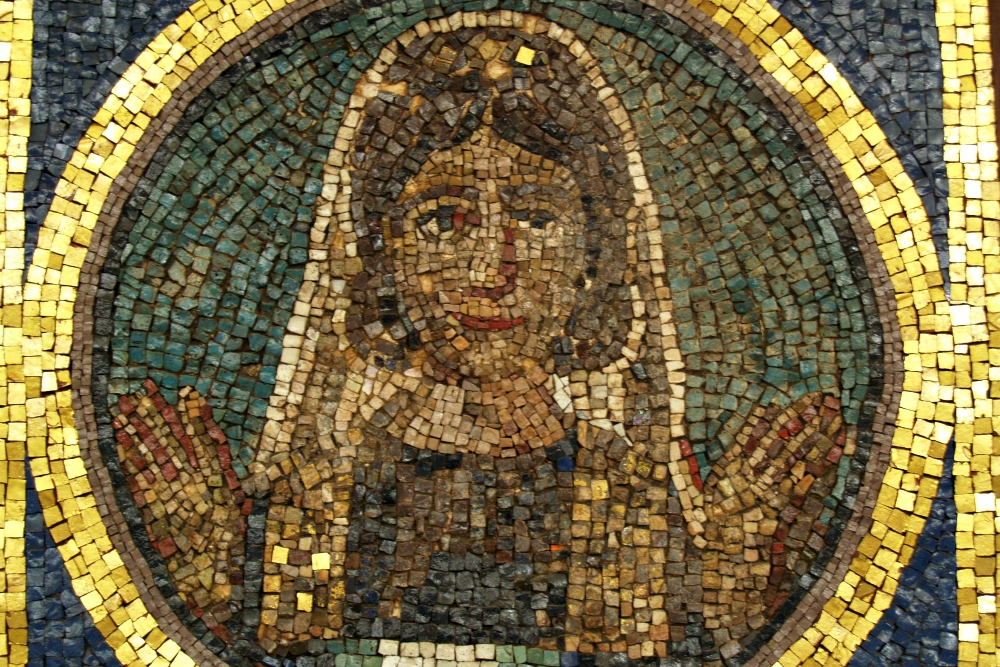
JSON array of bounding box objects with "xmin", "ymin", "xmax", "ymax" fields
[
  {"xmin": 469, "ymin": 226, "xmax": 517, "ymax": 302},
  {"xmin": 458, "ymin": 223, "xmax": 524, "ymax": 331}
]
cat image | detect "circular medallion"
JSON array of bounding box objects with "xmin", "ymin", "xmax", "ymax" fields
[{"xmin": 81, "ymin": 6, "xmax": 894, "ymax": 667}]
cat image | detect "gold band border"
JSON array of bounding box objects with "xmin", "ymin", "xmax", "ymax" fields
[{"xmin": 0, "ymin": 0, "xmax": 965, "ymax": 665}]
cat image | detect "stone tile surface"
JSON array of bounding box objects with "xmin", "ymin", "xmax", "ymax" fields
[
  {"xmin": 73, "ymin": 5, "xmax": 891, "ymax": 667},
  {"xmin": 25, "ymin": 0, "xmax": 192, "ymax": 250},
  {"xmin": 25, "ymin": 467, "xmax": 125, "ymax": 667},
  {"xmin": 769, "ymin": 0, "xmax": 950, "ymax": 279},
  {"xmin": 846, "ymin": 446, "xmax": 958, "ymax": 667},
  {"xmin": 8, "ymin": 0, "xmax": 973, "ymax": 664}
]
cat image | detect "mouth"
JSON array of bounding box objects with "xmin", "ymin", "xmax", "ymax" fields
[
  {"xmin": 458, "ymin": 313, "xmax": 526, "ymax": 330},
  {"xmin": 466, "ymin": 276, "xmax": 516, "ymax": 302},
  {"xmin": 451, "ymin": 228, "xmax": 521, "ymax": 331}
]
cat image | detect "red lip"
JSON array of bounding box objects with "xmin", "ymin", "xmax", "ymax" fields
[
  {"xmin": 468, "ymin": 278, "xmax": 516, "ymax": 302},
  {"xmin": 459, "ymin": 314, "xmax": 526, "ymax": 330},
  {"xmin": 442, "ymin": 217, "xmax": 523, "ymax": 327}
]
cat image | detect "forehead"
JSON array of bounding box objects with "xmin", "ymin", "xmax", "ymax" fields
[
  {"xmin": 425, "ymin": 141, "xmax": 550, "ymax": 175},
  {"xmin": 400, "ymin": 138, "xmax": 571, "ymax": 201}
]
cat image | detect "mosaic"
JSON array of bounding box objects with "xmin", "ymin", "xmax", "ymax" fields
[
  {"xmin": 81, "ymin": 6, "xmax": 887, "ymax": 666},
  {"xmin": 1, "ymin": 0, "xmax": 996, "ymax": 663}
]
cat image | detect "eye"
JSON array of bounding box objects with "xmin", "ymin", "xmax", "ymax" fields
[
  {"xmin": 436, "ymin": 206, "xmax": 455, "ymax": 232},
  {"xmin": 531, "ymin": 211, "xmax": 554, "ymax": 229},
  {"xmin": 415, "ymin": 212, "xmax": 440, "ymax": 236},
  {"xmin": 415, "ymin": 205, "xmax": 478, "ymax": 236}
]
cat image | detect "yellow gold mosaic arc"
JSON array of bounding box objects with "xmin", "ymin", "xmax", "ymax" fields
[
  {"xmin": 936, "ymin": 0, "xmax": 999, "ymax": 664},
  {"xmin": 682, "ymin": 1, "xmax": 953, "ymax": 664},
  {"xmin": 0, "ymin": 0, "xmax": 32, "ymax": 664},
  {"xmin": 4, "ymin": 1, "xmax": 957, "ymax": 667}
]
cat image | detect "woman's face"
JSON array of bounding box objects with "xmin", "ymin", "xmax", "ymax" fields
[{"xmin": 385, "ymin": 129, "xmax": 587, "ymax": 382}]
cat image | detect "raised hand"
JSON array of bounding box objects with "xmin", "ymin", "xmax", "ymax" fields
[{"xmin": 113, "ymin": 380, "xmax": 249, "ymax": 643}]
